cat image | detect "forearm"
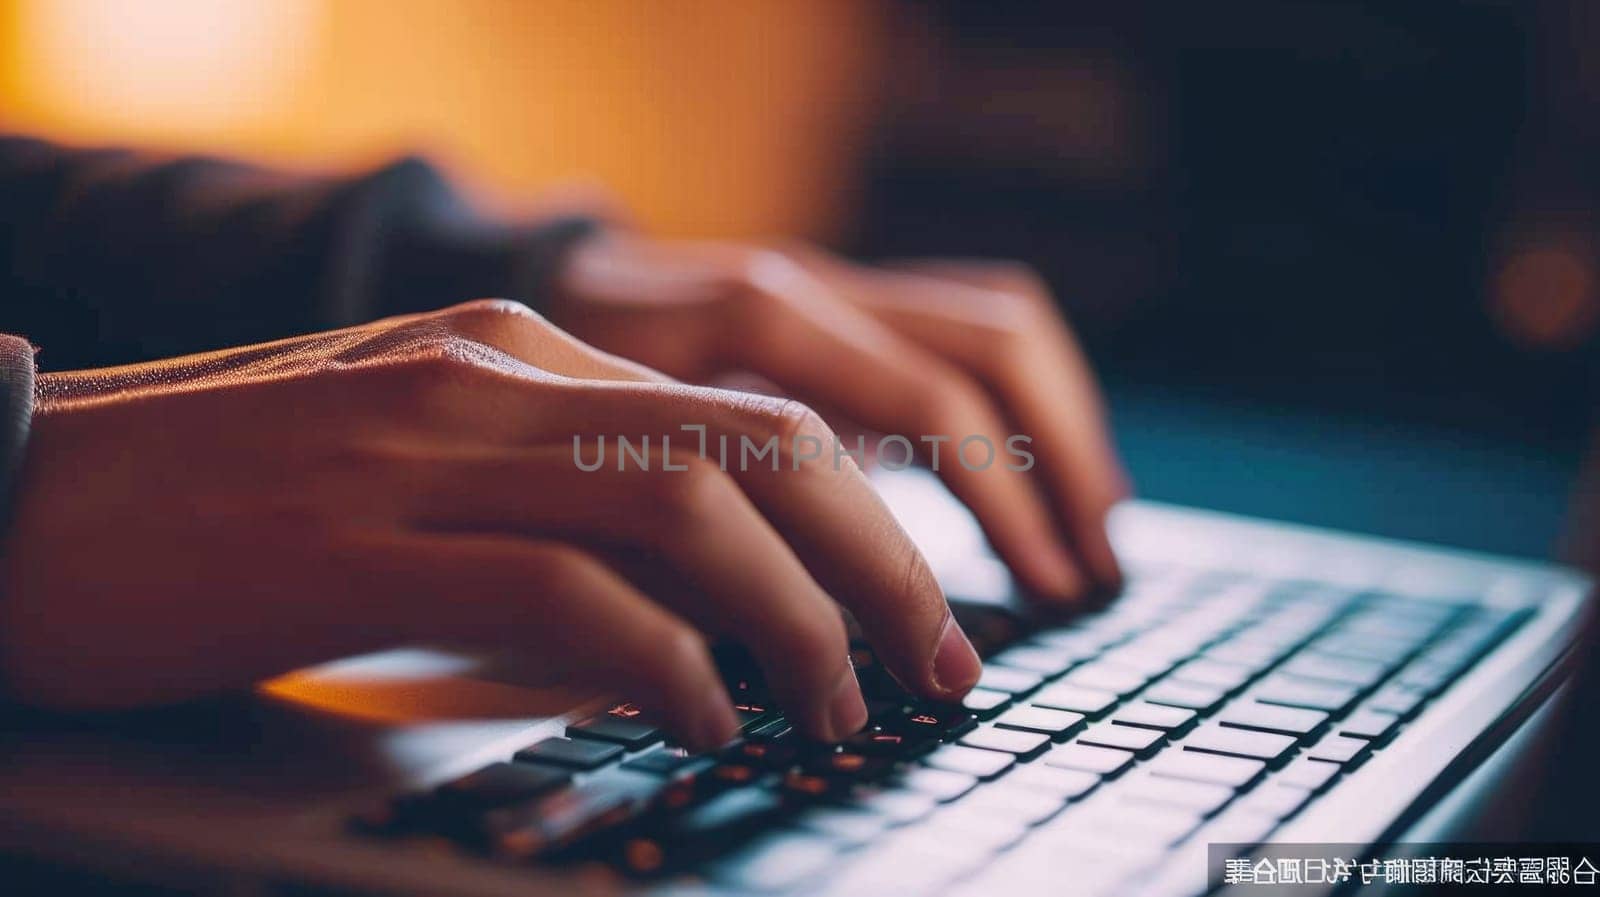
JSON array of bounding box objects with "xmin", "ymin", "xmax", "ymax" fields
[{"xmin": 0, "ymin": 136, "xmax": 598, "ymax": 369}]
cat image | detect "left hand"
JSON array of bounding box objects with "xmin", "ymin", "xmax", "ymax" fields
[{"xmin": 550, "ymin": 234, "xmax": 1129, "ymax": 603}]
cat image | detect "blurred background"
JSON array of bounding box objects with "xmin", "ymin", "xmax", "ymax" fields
[{"xmin": 2, "ymin": 0, "xmax": 1596, "ymax": 559}]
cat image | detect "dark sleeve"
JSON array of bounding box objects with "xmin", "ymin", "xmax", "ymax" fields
[
  {"xmin": 0, "ymin": 335, "xmax": 34, "ymax": 541},
  {"xmin": 0, "ymin": 135, "xmax": 600, "ymax": 370}
]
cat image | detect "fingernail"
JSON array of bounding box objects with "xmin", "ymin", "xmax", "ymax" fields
[
  {"xmin": 826, "ymin": 668, "xmax": 868, "ymax": 741},
  {"xmin": 930, "ymin": 615, "xmax": 982, "ymax": 696}
]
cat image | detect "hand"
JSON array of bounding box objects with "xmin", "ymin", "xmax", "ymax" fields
[
  {"xmin": 0, "ymin": 300, "xmax": 981, "ymax": 748},
  {"xmin": 553, "ymin": 235, "xmax": 1129, "ymax": 601}
]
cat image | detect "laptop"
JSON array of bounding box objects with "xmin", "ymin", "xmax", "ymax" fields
[{"xmin": 0, "ymin": 467, "xmax": 1589, "ymax": 896}]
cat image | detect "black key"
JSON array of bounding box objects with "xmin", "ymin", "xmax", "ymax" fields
[
  {"xmin": 1182, "ymin": 726, "xmax": 1296, "ymax": 766},
  {"xmin": 962, "ymin": 688, "xmax": 1012, "ymax": 719},
  {"xmin": 977, "ymin": 665, "xmax": 1045, "ymax": 696},
  {"xmin": 707, "ymin": 762, "xmax": 764, "ymax": 787},
  {"xmin": 435, "ymin": 762, "xmax": 570, "ymax": 809},
  {"xmin": 515, "ymin": 737, "xmax": 625, "ymax": 770},
  {"xmin": 1146, "ymin": 751, "xmax": 1264, "ymax": 789},
  {"xmin": 781, "ymin": 770, "xmax": 853, "ymax": 799},
  {"xmin": 745, "ymin": 716, "xmax": 795, "ymax": 740},
  {"xmin": 1078, "ymin": 722, "xmax": 1164, "ymax": 758},
  {"xmin": 482, "ymin": 776, "xmax": 649, "ymax": 858},
  {"xmin": 1032, "ymin": 683, "xmax": 1118, "ymax": 717},
  {"xmin": 622, "ymin": 746, "xmax": 715, "ymax": 778},
  {"xmin": 1111, "ymin": 701, "xmax": 1197, "ymax": 734},
  {"xmin": 728, "ymin": 739, "xmax": 800, "ymax": 770},
  {"xmin": 1306, "ymin": 734, "xmax": 1372, "ymax": 766},
  {"xmin": 1339, "ymin": 708, "xmax": 1401, "ymax": 741},
  {"xmin": 569, "ymin": 706, "xmax": 663, "ymax": 750},
  {"xmin": 802, "ymin": 750, "xmax": 890, "ymax": 780},
  {"xmin": 858, "ymin": 668, "xmax": 914, "ymax": 701},
  {"xmin": 953, "ymin": 604, "xmax": 1025, "ymax": 655},
  {"xmin": 924, "ymin": 744, "xmax": 1015, "ymax": 780},
  {"xmin": 995, "ymin": 705, "xmax": 1086, "ymax": 740},
  {"xmin": 650, "ymin": 776, "xmax": 713, "ymax": 815},
  {"xmin": 865, "ymin": 698, "xmax": 907, "ymax": 722},
  {"xmin": 732, "ymin": 702, "xmax": 779, "ymax": 732},
  {"xmin": 844, "ymin": 726, "xmax": 936, "ymax": 758},
  {"xmin": 892, "ymin": 705, "xmax": 978, "ymax": 739},
  {"xmin": 647, "ymin": 787, "xmax": 789, "ymax": 867},
  {"xmin": 960, "ymin": 726, "xmax": 1051, "ymax": 759},
  {"xmin": 1250, "ymin": 675, "xmax": 1360, "ymax": 715},
  {"xmin": 614, "ymin": 836, "xmax": 672, "ymax": 877},
  {"xmin": 851, "ymin": 648, "xmax": 912, "ymax": 702},
  {"xmin": 1043, "ymin": 743, "xmax": 1134, "ymax": 777},
  {"xmin": 1216, "ymin": 701, "xmax": 1327, "ymax": 738},
  {"xmin": 1142, "ymin": 680, "xmax": 1228, "ymax": 714}
]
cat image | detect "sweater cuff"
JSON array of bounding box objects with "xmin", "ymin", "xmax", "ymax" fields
[
  {"xmin": 0, "ymin": 335, "xmax": 35, "ymax": 542},
  {"xmin": 359, "ymin": 158, "xmax": 605, "ymax": 318}
]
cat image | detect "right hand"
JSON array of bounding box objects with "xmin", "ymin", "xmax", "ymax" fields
[{"xmin": 0, "ymin": 300, "xmax": 981, "ymax": 749}]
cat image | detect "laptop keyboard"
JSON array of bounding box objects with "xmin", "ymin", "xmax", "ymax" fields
[{"xmin": 355, "ymin": 565, "xmax": 1529, "ymax": 895}]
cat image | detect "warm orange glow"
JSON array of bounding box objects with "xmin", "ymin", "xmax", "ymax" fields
[
  {"xmin": 7, "ymin": 0, "xmax": 320, "ymax": 135},
  {"xmin": 0, "ymin": 0, "xmax": 888, "ymax": 238}
]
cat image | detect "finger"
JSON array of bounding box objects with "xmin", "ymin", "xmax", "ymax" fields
[
  {"xmin": 515, "ymin": 383, "xmax": 984, "ymax": 702},
  {"xmin": 855, "ymin": 261, "xmax": 1129, "ymax": 587},
  {"xmin": 719, "ymin": 262, "xmax": 1089, "ymax": 601},
  {"xmin": 398, "ymin": 448, "xmax": 866, "ymax": 741},
  {"xmin": 360, "ymin": 531, "xmax": 739, "ymax": 751}
]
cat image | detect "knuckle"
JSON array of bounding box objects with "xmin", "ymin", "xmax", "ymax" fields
[
  {"xmin": 721, "ymin": 252, "xmax": 810, "ymax": 344},
  {"xmin": 772, "ymin": 398, "xmax": 833, "ymax": 445},
  {"xmin": 750, "ymin": 398, "xmax": 837, "ymax": 470},
  {"xmin": 435, "ymin": 297, "xmax": 541, "ymax": 329}
]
